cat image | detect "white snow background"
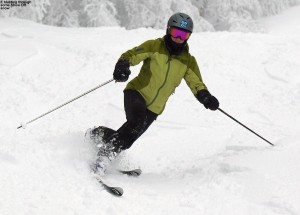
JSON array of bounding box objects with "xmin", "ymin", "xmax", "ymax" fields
[{"xmin": 1, "ymin": 6, "xmax": 300, "ymax": 215}]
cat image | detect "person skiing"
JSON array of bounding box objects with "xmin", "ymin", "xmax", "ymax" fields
[{"xmin": 86, "ymin": 12, "xmax": 219, "ymax": 174}]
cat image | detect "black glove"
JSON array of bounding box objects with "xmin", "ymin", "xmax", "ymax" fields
[
  {"xmin": 196, "ymin": 89, "xmax": 219, "ymax": 111},
  {"xmin": 113, "ymin": 59, "xmax": 131, "ymax": 82}
]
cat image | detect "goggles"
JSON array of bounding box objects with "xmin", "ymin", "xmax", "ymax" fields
[{"xmin": 169, "ymin": 27, "xmax": 191, "ymax": 40}]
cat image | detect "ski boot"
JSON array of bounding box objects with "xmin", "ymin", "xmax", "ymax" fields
[
  {"xmin": 97, "ymin": 134, "xmax": 122, "ymax": 160},
  {"xmin": 92, "ymin": 134, "xmax": 124, "ymax": 174},
  {"xmin": 85, "ymin": 126, "xmax": 115, "ymax": 147}
]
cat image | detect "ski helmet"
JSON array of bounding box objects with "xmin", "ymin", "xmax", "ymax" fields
[{"xmin": 167, "ymin": 12, "xmax": 194, "ymax": 34}]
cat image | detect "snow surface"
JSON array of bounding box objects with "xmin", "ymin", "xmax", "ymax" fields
[{"xmin": 1, "ymin": 6, "xmax": 300, "ymax": 215}]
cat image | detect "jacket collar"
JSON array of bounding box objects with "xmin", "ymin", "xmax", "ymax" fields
[{"xmin": 163, "ymin": 35, "xmax": 189, "ymax": 55}]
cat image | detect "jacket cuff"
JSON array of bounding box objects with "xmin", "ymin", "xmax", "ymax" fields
[{"xmin": 196, "ymin": 89, "xmax": 211, "ymax": 104}]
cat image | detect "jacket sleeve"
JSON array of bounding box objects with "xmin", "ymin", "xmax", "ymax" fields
[
  {"xmin": 119, "ymin": 40, "xmax": 155, "ymax": 66},
  {"xmin": 184, "ymin": 56, "xmax": 208, "ymax": 95}
]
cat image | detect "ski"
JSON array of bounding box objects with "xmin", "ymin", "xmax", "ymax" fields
[
  {"xmin": 92, "ymin": 168, "xmax": 141, "ymax": 196},
  {"xmin": 118, "ymin": 168, "xmax": 142, "ymax": 176},
  {"xmin": 94, "ymin": 175, "xmax": 124, "ymax": 197}
]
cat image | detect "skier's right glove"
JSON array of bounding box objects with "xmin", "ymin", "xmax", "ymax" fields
[
  {"xmin": 113, "ymin": 59, "xmax": 131, "ymax": 82},
  {"xmin": 196, "ymin": 89, "xmax": 219, "ymax": 111}
]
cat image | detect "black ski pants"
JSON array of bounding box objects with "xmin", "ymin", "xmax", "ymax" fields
[{"xmin": 115, "ymin": 89, "xmax": 158, "ymax": 150}]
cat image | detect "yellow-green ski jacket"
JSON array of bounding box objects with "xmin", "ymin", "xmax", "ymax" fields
[{"xmin": 120, "ymin": 37, "xmax": 207, "ymax": 115}]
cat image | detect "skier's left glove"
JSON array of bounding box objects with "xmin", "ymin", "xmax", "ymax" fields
[
  {"xmin": 113, "ymin": 59, "xmax": 131, "ymax": 82},
  {"xmin": 196, "ymin": 89, "xmax": 219, "ymax": 111}
]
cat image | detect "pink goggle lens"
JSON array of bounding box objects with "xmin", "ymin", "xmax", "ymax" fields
[{"xmin": 170, "ymin": 27, "xmax": 191, "ymax": 40}]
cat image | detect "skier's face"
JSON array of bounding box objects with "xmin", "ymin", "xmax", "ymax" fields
[{"xmin": 171, "ymin": 36, "xmax": 185, "ymax": 44}]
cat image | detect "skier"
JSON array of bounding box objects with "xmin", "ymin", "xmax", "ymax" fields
[{"xmin": 86, "ymin": 12, "xmax": 219, "ymax": 174}]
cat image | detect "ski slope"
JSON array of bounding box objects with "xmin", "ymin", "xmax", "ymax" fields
[{"xmin": 1, "ymin": 6, "xmax": 300, "ymax": 215}]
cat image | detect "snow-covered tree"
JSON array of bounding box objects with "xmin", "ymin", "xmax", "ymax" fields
[
  {"xmin": 43, "ymin": 0, "xmax": 79, "ymax": 27},
  {"xmin": 112, "ymin": 0, "xmax": 213, "ymax": 31},
  {"xmin": 1, "ymin": 0, "xmax": 300, "ymax": 32},
  {"xmin": 112, "ymin": 0, "xmax": 168, "ymax": 29},
  {"xmin": 258, "ymin": 0, "xmax": 299, "ymax": 16},
  {"xmin": 80, "ymin": 0, "xmax": 119, "ymax": 27},
  {"xmin": 199, "ymin": 0, "xmax": 263, "ymax": 32}
]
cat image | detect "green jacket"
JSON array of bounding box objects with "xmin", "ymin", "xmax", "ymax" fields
[{"xmin": 120, "ymin": 37, "xmax": 207, "ymax": 115}]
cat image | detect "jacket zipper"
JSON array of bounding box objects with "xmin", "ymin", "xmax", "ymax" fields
[{"xmin": 147, "ymin": 55, "xmax": 172, "ymax": 107}]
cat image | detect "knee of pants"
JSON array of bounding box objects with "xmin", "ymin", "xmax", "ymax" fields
[
  {"xmin": 126, "ymin": 105, "xmax": 146, "ymax": 125},
  {"xmin": 128, "ymin": 115, "xmax": 147, "ymax": 132}
]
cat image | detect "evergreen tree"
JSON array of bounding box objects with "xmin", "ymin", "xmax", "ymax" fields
[
  {"xmin": 112, "ymin": 0, "xmax": 170, "ymax": 29},
  {"xmin": 43, "ymin": 0, "xmax": 78, "ymax": 27},
  {"xmin": 80, "ymin": 0, "xmax": 119, "ymax": 27},
  {"xmin": 112, "ymin": 0, "xmax": 213, "ymax": 31},
  {"xmin": 201, "ymin": 0, "xmax": 263, "ymax": 31},
  {"xmin": 258, "ymin": 0, "xmax": 297, "ymax": 16},
  {"xmin": 1, "ymin": 0, "xmax": 299, "ymax": 32}
]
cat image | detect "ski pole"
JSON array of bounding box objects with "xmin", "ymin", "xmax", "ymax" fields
[
  {"xmin": 218, "ymin": 108, "xmax": 274, "ymax": 146},
  {"xmin": 17, "ymin": 78, "xmax": 114, "ymax": 129}
]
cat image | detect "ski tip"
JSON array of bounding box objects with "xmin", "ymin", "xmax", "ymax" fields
[
  {"xmin": 95, "ymin": 176, "xmax": 124, "ymax": 197},
  {"xmin": 119, "ymin": 168, "xmax": 142, "ymax": 176},
  {"xmin": 133, "ymin": 169, "xmax": 142, "ymax": 176},
  {"xmin": 108, "ymin": 187, "xmax": 124, "ymax": 196}
]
